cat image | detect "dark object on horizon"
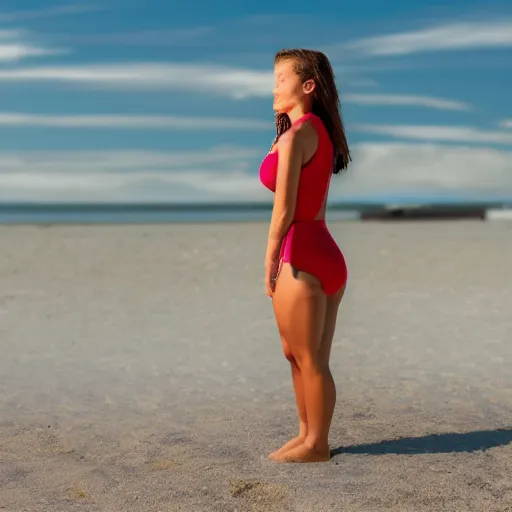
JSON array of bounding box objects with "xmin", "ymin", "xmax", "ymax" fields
[{"xmin": 361, "ymin": 207, "xmax": 487, "ymax": 221}]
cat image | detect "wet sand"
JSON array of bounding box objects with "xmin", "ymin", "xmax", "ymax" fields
[{"xmin": 1, "ymin": 221, "xmax": 511, "ymax": 511}]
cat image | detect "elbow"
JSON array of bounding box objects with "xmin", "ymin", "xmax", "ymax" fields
[
  {"xmin": 270, "ymin": 209, "xmax": 294, "ymax": 239},
  {"xmin": 278, "ymin": 201, "xmax": 296, "ymax": 227},
  {"xmin": 281, "ymin": 209, "xmax": 295, "ymax": 227},
  {"xmin": 276, "ymin": 204, "xmax": 295, "ymax": 227}
]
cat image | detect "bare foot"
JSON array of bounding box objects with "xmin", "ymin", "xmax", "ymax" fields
[
  {"xmin": 268, "ymin": 436, "xmax": 306, "ymax": 461},
  {"xmin": 273, "ymin": 441, "xmax": 330, "ymax": 463}
]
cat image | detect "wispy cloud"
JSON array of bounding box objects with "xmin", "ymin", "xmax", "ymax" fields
[
  {"xmin": 0, "ymin": 62, "xmax": 272, "ymax": 98},
  {"xmin": 343, "ymin": 93, "xmax": 472, "ymax": 111},
  {"xmin": 0, "ymin": 4, "xmax": 105, "ymax": 22},
  {"xmin": 335, "ymin": 20, "xmax": 512, "ymax": 58},
  {"xmin": 0, "ymin": 44, "xmax": 64, "ymax": 62},
  {"xmin": 0, "ymin": 30, "xmax": 19, "ymax": 39},
  {"xmin": 0, "ymin": 147, "xmax": 261, "ymax": 173},
  {"xmin": 1, "ymin": 144, "xmax": 511, "ymax": 203},
  {"xmin": 0, "ymin": 147, "xmax": 265, "ymax": 203},
  {"xmin": 57, "ymin": 27, "xmax": 214, "ymax": 46},
  {"xmin": 500, "ymin": 120, "xmax": 512, "ymax": 129},
  {"xmin": 0, "ymin": 113, "xmax": 271, "ymax": 130},
  {"xmin": 335, "ymin": 143, "xmax": 512, "ymax": 199},
  {"xmin": 0, "ymin": 29, "xmax": 68, "ymax": 62},
  {"xmin": 353, "ymin": 124, "xmax": 512, "ymax": 145},
  {"xmin": 0, "ymin": 62, "xmax": 431, "ymax": 100}
]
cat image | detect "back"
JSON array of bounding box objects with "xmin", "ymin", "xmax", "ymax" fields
[{"xmin": 292, "ymin": 112, "xmax": 334, "ymax": 221}]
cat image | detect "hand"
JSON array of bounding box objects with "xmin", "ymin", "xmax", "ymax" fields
[{"xmin": 265, "ymin": 258, "xmax": 279, "ymax": 298}]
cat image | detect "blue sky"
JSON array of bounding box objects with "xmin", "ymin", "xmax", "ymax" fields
[{"xmin": 0, "ymin": 0, "xmax": 511, "ymax": 204}]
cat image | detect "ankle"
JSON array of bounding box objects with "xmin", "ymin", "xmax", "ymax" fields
[
  {"xmin": 298, "ymin": 423, "xmax": 308, "ymax": 439},
  {"xmin": 304, "ymin": 436, "xmax": 329, "ymax": 452}
]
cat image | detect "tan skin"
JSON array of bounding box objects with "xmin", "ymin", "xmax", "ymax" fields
[{"xmin": 264, "ymin": 59, "xmax": 346, "ymax": 463}]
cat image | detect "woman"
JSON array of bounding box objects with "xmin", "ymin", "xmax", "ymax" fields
[{"xmin": 259, "ymin": 48, "xmax": 351, "ymax": 463}]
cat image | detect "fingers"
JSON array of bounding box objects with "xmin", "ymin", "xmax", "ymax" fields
[
  {"xmin": 266, "ymin": 276, "xmax": 276, "ymax": 298},
  {"xmin": 264, "ymin": 261, "xmax": 278, "ymax": 298},
  {"xmin": 266, "ymin": 280, "xmax": 273, "ymax": 298},
  {"xmin": 265, "ymin": 277, "xmax": 273, "ymax": 298}
]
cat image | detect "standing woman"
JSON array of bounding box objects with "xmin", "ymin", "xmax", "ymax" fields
[{"xmin": 259, "ymin": 49, "xmax": 351, "ymax": 463}]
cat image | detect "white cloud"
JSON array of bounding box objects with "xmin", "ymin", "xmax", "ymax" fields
[
  {"xmin": 500, "ymin": 120, "xmax": 512, "ymax": 129},
  {"xmin": 337, "ymin": 20, "xmax": 512, "ymax": 58},
  {"xmin": 0, "ymin": 113, "xmax": 271, "ymax": 130},
  {"xmin": 1, "ymin": 144, "xmax": 511, "ymax": 203},
  {"xmin": 0, "ymin": 147, "xmax": 266, "ymax": 203},
  {"xmin": 0, "ymin": 44, "xmax": 65, "ymax": 62},
  {"xmin": 0, "ymin": 62, "xmax": 273, "ymax": 98},
  {"xmin": 343, "ymin": 93, "xmax": 471, "ymax": 111},
  {"xmin": 334, "ymin": 143, "xmax": 512, "ymax": 199},
  {"xmin": 0, "ymin": 4, "xmax": 105, "ymax": 22},
  {"xmin": 0, "ymin": 29, "xmax": 69, "ymax": 62},
  {"xmin": 0, "ymin": 146, "xmax": 261, "ymax": 172},
  {"xmin": 352, "ymin": 124, "xmax": 512, "ymax": 145}
]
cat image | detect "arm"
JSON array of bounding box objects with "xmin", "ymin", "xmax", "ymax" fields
[{"xmin": 265, "ymin": 128, "xmax": 305, "ymax": 275}]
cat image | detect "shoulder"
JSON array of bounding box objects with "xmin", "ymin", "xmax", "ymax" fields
[{"xmin": 277, "ymin": 119, "xmax": 318, "ymax": 152}]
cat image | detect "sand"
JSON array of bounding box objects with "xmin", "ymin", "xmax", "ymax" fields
[{"xmin": 0, "ymin": 220, "xmax": 511, "ymax": 512}]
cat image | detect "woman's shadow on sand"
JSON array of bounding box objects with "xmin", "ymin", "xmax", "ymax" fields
[{"xmin": 331, "ymin": 428, "xmax": 512, "ymax": 456}]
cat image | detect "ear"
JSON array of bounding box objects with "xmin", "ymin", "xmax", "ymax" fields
[{"xmin": 303, "ymin": 79, "xmax": 316, "ymax": 95}]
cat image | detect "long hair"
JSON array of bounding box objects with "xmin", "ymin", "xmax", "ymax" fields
[{"xmin": 273, "ymin": 48, "xmax": 351, "ymax": 174}]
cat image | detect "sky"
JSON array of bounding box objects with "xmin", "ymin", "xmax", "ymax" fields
[{"xmin": 0, "ymin": 0, "xmax": 511, "ymax": 204}]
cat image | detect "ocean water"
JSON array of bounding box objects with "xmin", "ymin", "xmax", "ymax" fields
[
  {"xmin": 0, "ymin": 204, "xmax": 362, "ymax": 224},
  {"xmin": 1, "ymin": 200, "xmax": 509, "ymax": 224}
]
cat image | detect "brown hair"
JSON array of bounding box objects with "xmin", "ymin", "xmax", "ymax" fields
[{"xmin": 273, "ymin": 48, "xmax": 351, "ymax": 174}]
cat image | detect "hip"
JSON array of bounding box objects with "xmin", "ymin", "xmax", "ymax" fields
[{"xmin": 281, "ymin": 220, "xmax": 344, "ymax": 260}]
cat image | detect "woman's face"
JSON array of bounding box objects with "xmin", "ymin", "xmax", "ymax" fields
[{"xmin": 273, "ymin": 59, "xmax": 311, "ymax": 114}]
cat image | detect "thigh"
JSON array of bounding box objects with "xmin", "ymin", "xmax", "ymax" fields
[
  {"xmin": 272, "ymin": 263, "xmax": 327, "ymax": 362},
  {"xmin": 319, "ymin": 285, "xmax": 346, "ymax": 365}
]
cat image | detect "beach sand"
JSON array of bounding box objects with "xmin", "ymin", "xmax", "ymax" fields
[{"xmin": 1, "ymin": 220, "xmax": 511, "ymax": 512}]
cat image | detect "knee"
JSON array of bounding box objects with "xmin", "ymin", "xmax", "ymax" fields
[
  {"xmin": 280, "ymin": 337, "xmax": 296, "ymax": 364},
  {"xmin": 282, "ymin": 345, "xmax": 295, "ymax": 364},
  {"xmin": 294, "ymin": 353, "xmax": 325, "ymax": 374}
]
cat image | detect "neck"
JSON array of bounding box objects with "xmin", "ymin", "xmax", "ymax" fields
[{"xmin": 286, "ymin": 105, "xmax": 311, "ymax": 124}]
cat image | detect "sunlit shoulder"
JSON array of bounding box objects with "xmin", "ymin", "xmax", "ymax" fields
[
  {"xmin": 276, "ymin": 120, "xmax": 318, "ymax": 163},
  {"xmin": 277, "ymin": 122, "xmax": 318, "ymax": 153}
]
